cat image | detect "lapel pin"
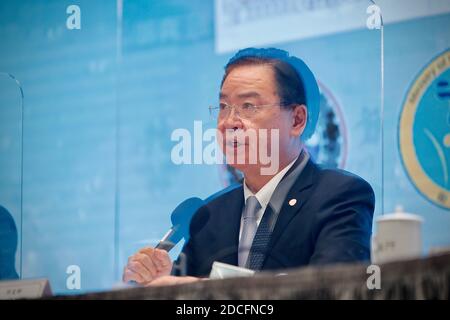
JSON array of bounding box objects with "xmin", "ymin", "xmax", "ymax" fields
[{"xmin": 288, "ymin": 199, "xmax": 297, "ymax": 206}]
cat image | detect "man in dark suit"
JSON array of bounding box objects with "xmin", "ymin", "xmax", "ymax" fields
[
  {"xmin": 123, "ymin": 48, "xmax": 375, "ymax": 285},
  {"xmin": 183, "ymin": 159, "xmax": 374, "ymax": 277}
]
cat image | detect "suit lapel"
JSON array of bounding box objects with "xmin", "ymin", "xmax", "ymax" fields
[
  {"xmin": 211, "ymin": 160, "xmax": 319, "ymax": 269},
  {"xmin": 265, "ymin": 159, "xmax": 318, "ymax": 256},
  {"xmin": 213, "ymin": 186, "xmax": 244, "ymax": 265}
]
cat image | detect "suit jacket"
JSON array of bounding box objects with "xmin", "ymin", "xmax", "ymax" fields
[{"xmin": 181, "ymin": 159, "xmax": 375, "ymax": 277}]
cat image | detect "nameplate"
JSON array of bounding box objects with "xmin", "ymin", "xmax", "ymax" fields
[{"xmin": 0, "ymin": 278, "xmax": 52, "ymax": 300}]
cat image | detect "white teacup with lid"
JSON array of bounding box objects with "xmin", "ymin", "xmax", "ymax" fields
[{"xmin": 371, "ymin": 205, "xmax": 423, "ymax": 264}]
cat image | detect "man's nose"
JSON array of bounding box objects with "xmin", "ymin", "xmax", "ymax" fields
[{"xmin": 221, "ymin": 107, "xmax": 243, "ymax": 130}]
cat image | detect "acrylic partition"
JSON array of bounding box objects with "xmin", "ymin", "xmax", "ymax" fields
[
  {"xmin": 115, "ymin": 0, "xmax": 385, "ymax": 288},
  {"xmin": 1, "ymin": 1, "xmax": 119, "ymax": 293},
  {"xmin": 0, "ymin": 72, "xmax": 23, "ymax": 281}
]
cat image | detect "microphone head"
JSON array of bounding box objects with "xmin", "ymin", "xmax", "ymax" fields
[{"xmin": 169, "ymin": 197, "xmax": 205, "ymax": 243}]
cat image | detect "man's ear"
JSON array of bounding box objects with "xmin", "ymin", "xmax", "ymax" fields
[{"xmin": 291, "ymin": 104, "xmax": 307, "ymax": 137}]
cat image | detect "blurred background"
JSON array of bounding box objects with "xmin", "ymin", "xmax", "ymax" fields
[{"xmin": 0, "ymin": 0, "xmax": 449, "ymax": 294}]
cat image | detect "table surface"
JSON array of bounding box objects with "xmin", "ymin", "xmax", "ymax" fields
[{"xmin": 55, "ymin": 251, "xmax": 450, "ymax": 300}]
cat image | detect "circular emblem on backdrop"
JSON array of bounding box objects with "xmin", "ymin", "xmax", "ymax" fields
[
  {"xmin": 305, "ymin": 82, "xmax": 348, "ymax": 170},
  {"xmin": 399, "ymin": 49, "xmax": 450, "ymax": 209},
  {"xmin": 220, "ymin": 82, "xmax": 348, "ymax": 187}
]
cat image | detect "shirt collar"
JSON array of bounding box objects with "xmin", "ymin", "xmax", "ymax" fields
[{"xmin": 243, "ymin": 153, "xmax": 299, "ymax": 208}]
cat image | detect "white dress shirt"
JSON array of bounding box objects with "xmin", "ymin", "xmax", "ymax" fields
[{"xmin": 239, "ymin": 156, "xmax": 298, "ymax": 240}]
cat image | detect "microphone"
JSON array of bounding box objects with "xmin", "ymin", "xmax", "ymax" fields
[{"xmin": 155, "ymin": 197, "xmax": 205, "ymax": 251}]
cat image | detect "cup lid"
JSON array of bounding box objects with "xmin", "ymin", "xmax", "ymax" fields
[{"xmin": 377, "ymin": 205, "xmax": 424, "ymax": 222}]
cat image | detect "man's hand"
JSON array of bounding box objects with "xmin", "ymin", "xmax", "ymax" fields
[{"xmin": 123, "ymin": 247, "xmax": 172, "ymax": 285}]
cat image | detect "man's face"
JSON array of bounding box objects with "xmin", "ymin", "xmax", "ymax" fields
[{"xmin": 217, "ymin": 64, "xmax": 302, "ymax": 174}]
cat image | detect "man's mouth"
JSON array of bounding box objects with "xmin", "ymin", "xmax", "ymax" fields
[{"xmin": 226, "ymin": 139, "xmax": 246, "ymax": 147}]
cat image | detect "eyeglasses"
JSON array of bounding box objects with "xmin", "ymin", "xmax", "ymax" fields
[{"xmin": 208, "ymin": 102, "xmax": 287, "ymax": 120}]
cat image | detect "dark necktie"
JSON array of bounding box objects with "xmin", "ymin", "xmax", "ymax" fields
[
  {"xmin": 246, "ymin": 205, "xmax": 274, "ymax": 270},
  {"xmin": 246, "ymin": 150, "xmax": 307, "ymax": 270}
]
